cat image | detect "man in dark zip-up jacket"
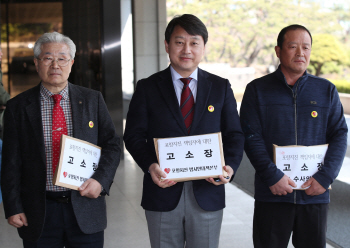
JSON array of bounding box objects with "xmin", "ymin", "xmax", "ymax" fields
[{"xmin": 240, "ymin": 24, "xmax": 348, "ymax": 248}]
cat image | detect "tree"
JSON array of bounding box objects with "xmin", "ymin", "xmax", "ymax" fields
[
  {"xmin": 308, "ymin": 34, "xmax": 348, "ymax": 76},
  {"xmin": 167, "ymin": 0, "xmax": 344, "ymax": 68},
  {"xmin": 1, "ymin": 23, "xmax": 54, "ymax": 42}
]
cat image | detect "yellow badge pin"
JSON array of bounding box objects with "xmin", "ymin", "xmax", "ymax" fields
[
  {"xmin": 208, "ymin": 105, "xmax": 214, "ymax": 112},
  {"xmin": 311, "ymin": 111, "xmax": 318, "ymax": 118},
  {"xmin": 89, "ymin": 121, "xmax": 94, "ymax": 128}
]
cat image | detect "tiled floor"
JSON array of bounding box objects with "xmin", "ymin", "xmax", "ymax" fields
[{"xmin": 0, "ymin": 148, "xmax": 335, "ymax": 247}]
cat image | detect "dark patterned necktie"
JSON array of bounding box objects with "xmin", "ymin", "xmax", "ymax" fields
[
  {"xmin": 180, "ymin": 77, "xmax": 194, "ymax": 133},
  {"xmin": 51, "ymin": 94, "xmax": 68, "ymax": 175}
]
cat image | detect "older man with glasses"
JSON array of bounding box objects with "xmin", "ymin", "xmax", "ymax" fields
[{"xmin": 1, "ymin": 32, "xmax": 121, "ymax": 248}]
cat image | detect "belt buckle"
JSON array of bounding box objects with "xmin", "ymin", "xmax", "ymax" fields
[{"xmin": 59, "ymin": 195, "xmax": 70, "ymax": 203}]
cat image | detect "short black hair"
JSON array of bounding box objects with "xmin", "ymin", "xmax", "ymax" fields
[
  {"xmin": 165, "ymin": 14, "xmax": 208, "ymax": 45},
  {"xmin": 277, "ymin": 24, "xmax": 312, "ymax": 48}
]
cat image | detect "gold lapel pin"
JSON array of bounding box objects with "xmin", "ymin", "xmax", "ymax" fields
[
  {"xmin": 89, "ymin": 121, "xmax": 94, "ymax": 128},
  {"xmin": 208, "ymin": 105, "xmax": 214, "ymax": 112}
]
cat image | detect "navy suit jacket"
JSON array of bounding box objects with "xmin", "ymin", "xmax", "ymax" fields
[
  {"xmin": 1, "ymin": 83, "xmax": 121, "ymax": 242},
  {"xmin": 124, "ymin": 67, "xmax": 244, "ymax": 211}
]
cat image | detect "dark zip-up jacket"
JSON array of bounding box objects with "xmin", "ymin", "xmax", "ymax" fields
[{"xmin": 240, "ymin": 67, "xmax": 348, "ymax": 204}]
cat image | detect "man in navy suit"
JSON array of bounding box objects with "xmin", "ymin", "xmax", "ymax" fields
[
  {"xmin": 1, "ymin": 32, "xmax": 120, "ymax": 247},
  {"xmin": 124, "ymin": 14, "xmax": 244, "ymax": 248}
]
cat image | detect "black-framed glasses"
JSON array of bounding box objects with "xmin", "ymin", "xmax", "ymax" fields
[{"xmin": 36, "ymin": 57, "xmax": 72, "ymax": 67}]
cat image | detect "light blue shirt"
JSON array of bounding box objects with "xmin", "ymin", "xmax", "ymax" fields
[{"xmin": 170, "ymin": 66, "xmax": 198, "ymax": 105}]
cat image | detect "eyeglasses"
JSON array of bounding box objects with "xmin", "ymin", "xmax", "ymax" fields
[{"xmin": 36, "ymin": 57, "xmax": 72, "ymax": 67}]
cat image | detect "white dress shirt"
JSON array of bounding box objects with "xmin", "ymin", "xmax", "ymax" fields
[{"xmin": 170, "ymin": 66, "xmax": 198, "ymax": 105}]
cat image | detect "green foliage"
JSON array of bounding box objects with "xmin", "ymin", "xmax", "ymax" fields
[
  {"xmin": 321, "ymin": 62, "xmax": 341, "ymax": 74},
  {"xmin": 309, "ymin": 34, "xmax": 348, "ymax": 76},
  {"xmin": 329, "ymin": 79, "xmax": 350, "ymax": 93},
  {"xmin": 308, "ymin": 61, "xmax": 342, "ymax": 75},
  {"xmin": 346, "ymin": 48, "xmax": 350, "ymax": 66},
  {"xmin": 167, "ymin": 0, "xmax": 346, "ymax": 69},
  {"xmin": 1, "ymin": 23, "xmax": 53, "ymax": 42}
]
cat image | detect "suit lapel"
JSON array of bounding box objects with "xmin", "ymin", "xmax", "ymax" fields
[
  {"xmin": 69, "ymin": 83, "xmax": 84, "ymax": 139},
  {"xmin": 190, "ymin": 68, "xmax": 212, "ymax": 135},
  {"xmin": 25, "ymin": 84, "xmax": 46, "ymax": 166},
  {"xmin": 157, "ymin": 67, "xmax": 188, "ymax": 134}
]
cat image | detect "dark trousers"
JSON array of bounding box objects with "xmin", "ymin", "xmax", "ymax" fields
[
  {"xmin": 253, "ymin": 200, "xmax": 328, "ymax": 248},
  {"xmin": 23, "ymin": 191, "xmax": 104, "ymax": 248}
]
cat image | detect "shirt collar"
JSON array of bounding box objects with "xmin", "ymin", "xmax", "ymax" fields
[
  {"xmin": 275, "ymin": 65, "xmax": 308, "ymax": 85},
  {"xmin": 40, "ymin": 83, "xmax": 69, "ymax": 101},
  {"xmin": 170, "ymin": 66, "xmax": 198, "ymax": 82}
]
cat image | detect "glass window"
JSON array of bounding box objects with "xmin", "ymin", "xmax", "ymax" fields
[{"xmin": 1, "ymin": 2, "xmax": 62, "ymax": 97}]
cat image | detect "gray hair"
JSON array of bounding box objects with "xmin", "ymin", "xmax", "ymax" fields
[{"xmin": 33, "ymin": 32, "xmax": 76, "ymax": 59}]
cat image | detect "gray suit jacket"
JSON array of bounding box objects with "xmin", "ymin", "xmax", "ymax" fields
[{"xmin": 1, "ymin": 83, "xmax": 121, "ymax": 242}]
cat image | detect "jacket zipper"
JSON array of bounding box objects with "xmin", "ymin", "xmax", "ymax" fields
[
  {"xmin": 284, "ymin": 78, "xmax": 300, "ymax": 204},
  {"xmin": 284, "ymin": 79, "xmax": 300, "ymax": 144}
]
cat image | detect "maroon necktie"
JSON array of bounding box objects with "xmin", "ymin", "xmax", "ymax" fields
[
  {"xmin": 51, "ymin": 94, "xmax": 68, "ymax": 174},
  {"xmin": 180, "ymin": 78, "xmax": 194, "ymax": 133}
]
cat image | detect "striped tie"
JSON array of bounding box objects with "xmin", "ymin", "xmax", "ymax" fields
[{"xmin": 180, "ymin": 78, "xmax": 194, "ymax": 133}]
